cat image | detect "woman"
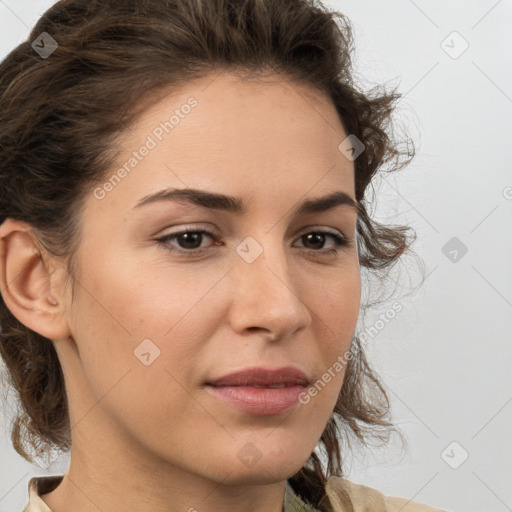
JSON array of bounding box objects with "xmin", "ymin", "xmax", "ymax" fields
[{"xmin": 0, "ymin": 0, "xmax": 447, "ymax": 511}]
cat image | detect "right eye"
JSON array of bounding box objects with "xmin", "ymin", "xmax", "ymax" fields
[{"xmin": 155, "ymin": 229, "xmax": 220, "ymax": 255}]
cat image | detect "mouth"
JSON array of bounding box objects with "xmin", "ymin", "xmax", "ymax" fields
[{"xmin": 204, "ymin": 366, "xmax": 309, "ymax": 415}]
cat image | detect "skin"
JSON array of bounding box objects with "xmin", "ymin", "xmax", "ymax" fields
[{"xmin": 0, "ymin": 71, "xmax": 361, "ymax": 512}]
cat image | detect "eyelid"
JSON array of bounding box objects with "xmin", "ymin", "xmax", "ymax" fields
[
  {"xmin": 295, "ymin": 224, "xmax": 345, "ymax": 237},
  {"xmin": 157, "ymin": 224, "xmax": 347, "ymax": 242},
  {"xmin": 157, "ymin": 223, "xmax": 220, "ymax": 238}
]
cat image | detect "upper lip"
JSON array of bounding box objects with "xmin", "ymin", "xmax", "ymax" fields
[{"xmin": 206, "ymin": 366, "xmax": 309, "ymax": 387}]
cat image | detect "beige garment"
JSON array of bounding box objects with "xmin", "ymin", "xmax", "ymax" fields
[
  {"xmin": 22, "ymin": 474, "xmax": 449, "ymax": 512},
  {"xmin": 324, "ymin": 477, "xmax": 449, "ymax": 512}
]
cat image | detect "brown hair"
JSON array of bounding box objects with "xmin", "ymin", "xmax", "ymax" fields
[{"xmin": 0, "ymin": 0, "xmax": 416, "ymax": 510}]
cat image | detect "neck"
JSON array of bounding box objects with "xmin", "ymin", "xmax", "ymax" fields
[{"xmin": 40, "ymin": 407, "xmax": 287, "ymax": 512}]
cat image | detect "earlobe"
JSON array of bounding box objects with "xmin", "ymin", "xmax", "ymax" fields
[{"xmin": 0, "ymin": 218, "xmax": 71, "ymax": 341}]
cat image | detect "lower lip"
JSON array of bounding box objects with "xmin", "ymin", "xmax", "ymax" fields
[{"xmin": 205, "ymin": 384, "xmax": 305, "ymax": 415}]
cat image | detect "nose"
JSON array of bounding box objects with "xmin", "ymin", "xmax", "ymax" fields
[{"xmin": 227, "ymin": 239, "xmax": 312, "ymax": 341}]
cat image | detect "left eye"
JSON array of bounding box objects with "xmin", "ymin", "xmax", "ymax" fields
[
  {"xmin": 295, "ymin": 231, "xmax": 348, "ymax": 251},
  {"xmin": 155, "ymin": 229, "xmax": 349, "ymax": 255}
]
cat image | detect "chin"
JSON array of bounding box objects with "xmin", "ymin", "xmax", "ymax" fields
[
  {"xmin": 213, "ymin": 447, "xmax": 313, "ymax": 486},
  {"xmin": 219, "ymin": 464, "xmax": 302, "ymax": 487}
]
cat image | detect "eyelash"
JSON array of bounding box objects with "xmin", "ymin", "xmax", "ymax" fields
[{"xmin": 155, "ymin": 228, "xmax": 351, "ymax": 257}]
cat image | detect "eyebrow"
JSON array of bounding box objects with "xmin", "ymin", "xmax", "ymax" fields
[{"xmin": 132, "ymin": 187, "xmax": 360, "ymax": 216}]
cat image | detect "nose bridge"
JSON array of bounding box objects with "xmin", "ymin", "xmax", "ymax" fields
[{"xmin": 229, "ymin": 231, "xmax": 311, "ymax": 337}]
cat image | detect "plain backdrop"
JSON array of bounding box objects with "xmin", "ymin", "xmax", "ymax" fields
[{"xmin": 0, "ymin": 1, "xmax": 511, "ymax": 511}]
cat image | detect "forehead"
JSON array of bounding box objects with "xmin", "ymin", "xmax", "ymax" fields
[
  {"xmin": 133, "ymin": 70, "xmax": 343, "ymax": 139},
  {"xmin": 91, "ymin": 71, "xmax": 355, "ymax": 216}
]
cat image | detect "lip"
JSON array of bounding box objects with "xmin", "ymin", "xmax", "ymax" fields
[
  {"xmin": 204, "ymin": 366, "xmax": 309, "ymax": 415},
  {"xmin": 206, "ymin": 366, "xmax": 309, "ymax": 387}
]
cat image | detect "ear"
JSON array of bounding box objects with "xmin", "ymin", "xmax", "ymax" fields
[{"xmin": 0, "ymin": 218, "xmax": 72, "ymax": 341}]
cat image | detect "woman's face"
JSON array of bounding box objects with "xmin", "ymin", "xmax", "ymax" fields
[{"xmin": 54, "ymin": 71, "xmax": 361, "ymax": 484}]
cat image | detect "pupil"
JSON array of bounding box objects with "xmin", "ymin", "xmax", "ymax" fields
[
  {"xmin": 304, "ymin": 233, "xmax": 324, "ymax": 250},
  {"xmin": 179, "ymin": 232, "xmax": 202, "ymax": 249}
]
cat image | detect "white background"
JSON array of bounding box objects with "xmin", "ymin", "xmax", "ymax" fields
[{"xmin": 0, "ymin": 1, "xmax": 511, "ymax": 511}]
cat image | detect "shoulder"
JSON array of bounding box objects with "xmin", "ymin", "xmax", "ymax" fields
[{"xmin": 324, "ymin": 476, "xmax": 450, "ymax": 512}]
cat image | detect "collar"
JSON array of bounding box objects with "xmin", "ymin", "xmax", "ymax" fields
[
  {"xmin": 23, "ymin": 475, "xmax": 63, "ymax": 512},
  {"xmin": 24, "ymin": 475, "xmax": 322, "ymax": 512},
  {"xmin": 284, "ymin": 480, "xmax": 322, "ymax": 511}
]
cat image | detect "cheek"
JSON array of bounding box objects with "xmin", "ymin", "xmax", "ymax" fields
[
  {"xmin": 74, "ymin": 248, "xmax": 223, "ymax": 344},
  {"xmin": 306, "ymin": 268, "xmax": 360, "ymax": 399},
  {"xmin": 311, "ymin": 266, "xmax": 361, "ymax": 340},
  {"xmin": 67, "ymin": 269, "xmax": 218, "ymax": 452},
  {"xmin": 67, "ymin": 254, "xmax": 227, "ymax": 407}
]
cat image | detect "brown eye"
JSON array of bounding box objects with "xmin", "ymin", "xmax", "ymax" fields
[
  {"xmin": 295, "ymin": 230, "xmax": 348, "ymax": 252},
  {"xmin": 156, "ymin": 230, "xmax": 217, "ymax": 254}
]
